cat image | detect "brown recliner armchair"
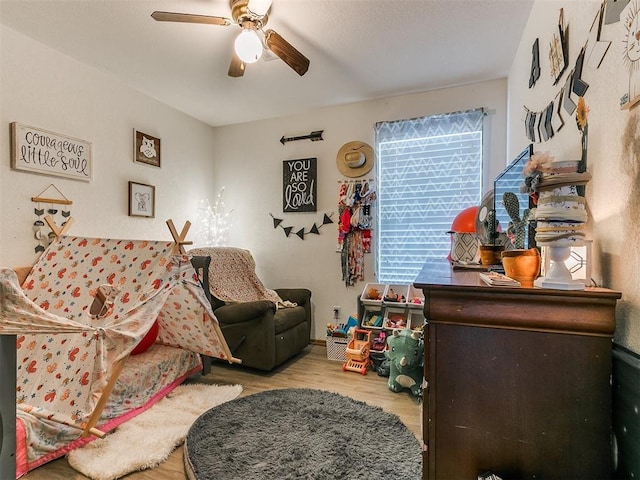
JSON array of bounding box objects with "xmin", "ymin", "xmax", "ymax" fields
[{"xmin": 190, "ymin": 254, "xmax": 311, "ymax": 372}]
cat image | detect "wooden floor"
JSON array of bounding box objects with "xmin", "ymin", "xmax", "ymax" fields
[{"xmin": 22, "ymin": 344, "xmax": 422, "ymax": 480}]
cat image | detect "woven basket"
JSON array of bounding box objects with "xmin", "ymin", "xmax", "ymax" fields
[{"xmin": 326, "ymin": 336, "xmax": 348, "ymax": 362}]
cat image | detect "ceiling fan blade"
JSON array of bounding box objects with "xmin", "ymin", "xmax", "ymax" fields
[
  {"xmin": 228, "ymin": 53, "xmax": 246, "ymax": 77},
  {"xmin": 151, "ymin": 11, "xmax": 232, "ymax": 26},
  {"xmin": 264, "ymin": 29, "xmax": 309, "ymax": 76}
]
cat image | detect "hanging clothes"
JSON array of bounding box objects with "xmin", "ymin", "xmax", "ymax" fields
[{"xmin": 337, "ymin": 180, "xmax": 376, "ymax": 286}]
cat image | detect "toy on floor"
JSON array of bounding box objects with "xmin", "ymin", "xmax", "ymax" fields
[
  {"xmin": 370, "ymin": 351, "xmax": 390, "ymax": 377},
  {"xmin": 342, "ymin": 328, "xmax": 372, "ymax": 375},
  {"xmin": 327, "ymin": 315, "xmax": 358, "ymax": 337},
  {"xmin": 385, "ymin": 329, "xmax": 423, "ymax": 397},
  {"xmin": 371, "ymin": 330, "xmax": 387, "ymax": 351}
]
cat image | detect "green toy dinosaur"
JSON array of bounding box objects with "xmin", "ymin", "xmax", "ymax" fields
[{"xmin": 385, "ymin": 329, "xmax": 423, "ymax": 397}]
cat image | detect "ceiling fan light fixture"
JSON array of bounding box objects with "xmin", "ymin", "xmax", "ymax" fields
[
  {"xmin": 246, "ymin": 0, "xmax": 273, "ymax": 18},
  {"xmin": 234, "ymin": 27, "xmax": 263, "ymax": 64}
]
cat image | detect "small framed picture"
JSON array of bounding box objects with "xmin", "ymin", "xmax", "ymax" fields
[
  {"xmin": 134, "ymin": 129, "xmax": 161, "ymax": 168},
  {"xmin": 128, "ymin": 181, "xmax": 155, "ymax": 218}
]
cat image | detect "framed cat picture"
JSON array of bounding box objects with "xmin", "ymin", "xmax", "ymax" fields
[{"xmin": 134, "ymin": 129, "xmax": 161, "ymax": 168}]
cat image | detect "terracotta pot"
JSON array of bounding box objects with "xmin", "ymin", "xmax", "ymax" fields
[
  {"xmin": 479, "ymin": 244, "xmax": 504, "ymax": 265},
  {"xmin": 501, "ymin": 248, "xmax": 541, "ymax": 287}
]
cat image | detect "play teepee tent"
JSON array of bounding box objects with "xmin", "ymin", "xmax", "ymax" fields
[{"xmin": 0, "ymin": 233, "xmax": 237, "ymax": 449}]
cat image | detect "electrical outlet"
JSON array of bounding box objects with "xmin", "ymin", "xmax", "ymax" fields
[{"xmin": 332, "ymin": 306, "xmax": 340, "ymax": 319}]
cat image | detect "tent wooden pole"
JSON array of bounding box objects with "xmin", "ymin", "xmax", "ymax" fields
[
  {"xmin": 44, "ymin": 215, "xmax": 74, "ymax": 240},
  {"xmin": 17, "ymin": 407, "xmax": 105, "ymax": 439},
  {"xmin": 14, "ymin": 266, "xmax": 32, "ymax": 285},
  {"xmin": 166, "ymin": 219, "xmax": 193, "ymax": 254},
  {"xmin": 211, "ymin": 320, "xmax": 242, "ymax": 365},
  {"xmin": 81, "ymin": 356, "xmax": 127, "ymax": 438}
]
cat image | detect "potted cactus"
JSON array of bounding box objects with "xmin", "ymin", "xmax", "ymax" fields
[
  {"xmin": 502, "ymin": 191, "xmax": 531, "ymax": 249},
  {"xmin": 500, "ymin": 191, "xmax": 540, "ymax": 286},
  {"xmin": 478, "ymin": 207, "xmax": 504, "ymax": 265}
]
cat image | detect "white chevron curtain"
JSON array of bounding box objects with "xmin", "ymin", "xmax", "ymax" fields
[{"xmin": 374, "ymin": 108, "xmax": 484, "ymax": 282}]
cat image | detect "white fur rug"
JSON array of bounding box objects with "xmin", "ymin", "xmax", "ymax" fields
[{"xmin": 67, "ymin": 383, "xmax": 243, "ymax": 480}]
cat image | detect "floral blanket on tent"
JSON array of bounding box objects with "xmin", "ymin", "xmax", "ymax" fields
[
  {"xmin": 189, "ymin": 247, "xmax": 294, "ymax": 308},
  {"xmin": 0, "ymin": 236, "xmax": 235, "ymax": 476}
]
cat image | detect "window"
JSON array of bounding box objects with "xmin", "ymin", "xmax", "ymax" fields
[{"xmin": 375, "ymin": 109, "xmax": 484, "ymax": 283}]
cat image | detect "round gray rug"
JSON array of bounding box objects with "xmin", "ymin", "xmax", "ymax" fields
[{"xmin": 183, "ymin": 388, "xmax": 422, "ymax": 480}]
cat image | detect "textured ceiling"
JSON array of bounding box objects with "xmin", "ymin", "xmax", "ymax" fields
[{"xmin": 0, "ymin": 0, "xmax": 534, "ymax": 127}]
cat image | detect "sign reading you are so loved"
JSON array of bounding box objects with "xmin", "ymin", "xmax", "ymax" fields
[
  {"xmin": 283, "ymin": 158, "xmax": 317, "ymax": 213},
  {"xmin": 11, "ymin": 122, "xmax": 92, "ymax": 181}
]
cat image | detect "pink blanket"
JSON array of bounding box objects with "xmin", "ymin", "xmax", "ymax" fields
[{"xmin": 189, "ymin": 247, "xmax": 283, "ymax": 305}]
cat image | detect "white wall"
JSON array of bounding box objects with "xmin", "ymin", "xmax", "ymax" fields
[
  {"xmin": 0, "ymin": 25, "xmax": 217, "ymax": 268},
  {"xmin": 508, "ymin": 0, "xmax": 640, "ymax": 352},
  {"xmin": 211, "ymin": 79, "xmax": 509, "ymax": 341},
  {"xmin": 1, "ymin": 23, "xmax": 509, "ymax": 343}
]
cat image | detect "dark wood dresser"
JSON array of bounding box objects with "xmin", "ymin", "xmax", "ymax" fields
[{"xmin": 414, "ymin": 261, "xmax": 621, "ymax": 480}]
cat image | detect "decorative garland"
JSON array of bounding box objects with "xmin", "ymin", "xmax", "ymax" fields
[
  {"xmin": 269, "ymin": 212, "xmax": 334, "ymax": 240},
  {"xmin": 523, "ymin": 4, "xmax": 612, "ymax": 143}
]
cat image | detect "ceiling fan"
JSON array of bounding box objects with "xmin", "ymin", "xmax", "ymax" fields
[{"xmin": 151, "ymin": 0, "xmax": 310, "ymax": 78}]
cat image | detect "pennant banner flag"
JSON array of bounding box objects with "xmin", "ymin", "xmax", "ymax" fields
[{"xmin": 269, "ymin": 212, "xmax": 334, "ymax": 240}]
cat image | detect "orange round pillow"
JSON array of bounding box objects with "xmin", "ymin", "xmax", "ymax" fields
[{"xmin": 131, "ymin": 320, "xmax": 159, "ymax": 355}]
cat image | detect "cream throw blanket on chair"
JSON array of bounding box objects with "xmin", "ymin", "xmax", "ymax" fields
[{"xmin": 189, "ymin": 247, "xmax": 294, "ymax": 308}]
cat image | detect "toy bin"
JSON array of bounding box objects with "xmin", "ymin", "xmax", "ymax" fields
[
  {"xmin": 360, "ymin": 283, "xmax": 386, "ymax": 306},
  {"xmin": 407, "ymin": 285, "xmax": 425, "ymax": 309},
  {"xmin": 383, "ymin": 284, "xmax": 409, "ymax": 306},
  {"xmin": 326, "ymin": 336, "xmax": 348, "ymax": 362},
  {"xmin": 408, "ymin": 309, "xmax": 425, "ymax": 330},
  {"xmin": 361, "ymin": 310, "xmax": 384, "ymax": 329},
  {"xmin": 383, "ymin": 307, "xmax": 409, "ymax": 330}
]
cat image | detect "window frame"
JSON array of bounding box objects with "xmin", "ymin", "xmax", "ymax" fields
[{"xmin": 374, "ymin": 108, "xmax": 485, "ymax": 283}]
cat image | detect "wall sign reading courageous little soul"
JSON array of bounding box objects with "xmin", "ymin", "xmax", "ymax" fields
[
  {"xmin": 283, "ymin": 158, "xmax": 316, "ymax": 212},
  {"xmin": 10, "ymin": 122, "xmax": 92, "ymax": 181}
]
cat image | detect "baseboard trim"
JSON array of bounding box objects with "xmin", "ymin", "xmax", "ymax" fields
[{"xmin": 310, "ymin": 339, "xmax": 326, "ymax": 347}]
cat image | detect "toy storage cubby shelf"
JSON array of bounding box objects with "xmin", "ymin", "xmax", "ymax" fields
[{"xmin": 358, "ymin": 283, "xmax": 425, "ymax": 332}]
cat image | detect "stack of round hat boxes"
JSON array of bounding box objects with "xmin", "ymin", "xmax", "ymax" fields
[{"xmin": 531, "ymin": 158, "xmax": 591, "ymax": 289}]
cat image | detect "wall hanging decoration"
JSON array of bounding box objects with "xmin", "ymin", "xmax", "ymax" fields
[
  {"xmin": 283, "ymin": 158, "xmax": 317, "ymax": 212},
  {"xmin": 279, "ymin": 130, "xmax": 323, "ymax": 144},
  {"xmin": 31, "ymin": 184, "xmax": 73, "ymax": 253},
  {"xmin": 571, "ymin": 47, "xmax": 589, "ymax": 97},
  {"xmin": 11, "ymin": 122, "xmax": 92, "ymax": 181},
  {"xmin": 337, "ymin": 179, "xmax": 376, "ymax": 286},
  {"xmin": 269, "ymin": 212, "xmax": 334, "ymax": 240},
  {"xmin": 586, "ymin": 1, "xmax": 611, "ymax": 69},
  {"xmin": 605, "ymin": 0, "xmax": 630, "ymax": 24},
  {"xmin": 621, "ymin": 0, "xmax": 640, "ymax": 110},
  {"xmin": 548, "ymin": 8, "xmax": 568, "ymax": 86},
  {"xmin": 336, "ymin": 141, "xmax": 374, "ymax": 178},
  {"xmin": 134, "ymin": 129, "xmax": 161, "ymax": 167},
  {"xmin": 562, "ymin": 71, "xmax": 577, "ymax": 115},
  {"xmin": 128, "ymin": 181, "xmax": 155, "ymax": 218},
  {"xmin": 522, "ymin": 4, "xmax": 613, "ymax": 143},
  {"xmin": 530, "ymin": 38, "xmax": 541, "ymax": 88}
]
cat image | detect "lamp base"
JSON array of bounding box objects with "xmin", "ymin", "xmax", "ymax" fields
[
  {"xmin": 534, "ymin": 277, "xmax": 585, "ymax": 290},
  {"xmin": 534, "ymin": 245, "xmax": 585, "ymax": 290}
]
